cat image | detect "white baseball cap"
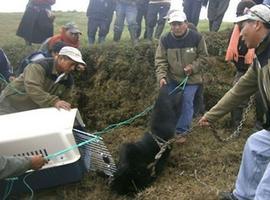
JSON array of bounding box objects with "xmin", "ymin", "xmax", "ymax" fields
[
  {"xmin": 235, "ymin": 4, "xmax": 270, "ymax": 24},
  {"xmin": 59, "ymin": 46, "xmax": 86, "ymax": 66},
  {"xmin": 167, "ymin": 10, "xmax": 187, "ymax": 23}
]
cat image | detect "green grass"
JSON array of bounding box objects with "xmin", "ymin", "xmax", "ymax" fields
[{"xmin": 0, "ymin": 11, "xmax": 233, "ymax": 47}]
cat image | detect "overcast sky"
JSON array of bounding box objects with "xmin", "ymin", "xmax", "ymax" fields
[{"xmin": 0, "ymin": 0, "xmax": 241, "ymax": 22}]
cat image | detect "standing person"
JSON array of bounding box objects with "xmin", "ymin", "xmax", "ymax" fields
[
  {"xmin": 146, "ymin": 0, "xmax": 171, "ymax": 40},
  {"xmin": 225, "ymin": 0, "xmax": 256, "ymax": 128},
  {"xmin": 0, "ymin": 47, "xmax": 86, "ymax": 115},
  {"xmin": 136, "ymin": 0, "xmax": 149, "ymax": 39},
  {"xmin": 86, "ymin": 0, "xmax": 115, "ymax": 45},
  {"xmin": 113, "ymin": 0, "xmax": 141, "ymax": 44},
  {"xmin": 16, "ymin": 0, "xmax": 56, "ymax": 45},
  {"xmin": 206, "ymin": 0, "xmax": 230, "ymax": 32},
  {"xmin": 183, "ymin": 0, "xmax": 206, "ymax": 27},
  {"xmin": 39, "ymin": 22, "xmax": 81, "ymax": 55},
  {"xmin": 199, "ymin": 4, "xmax": 270, "ymax": 200},
  {"xmin": 156, "ymin": 10, "xmax": 208, "ymax": 143},
  {"xmin": 0, "ymin": 155, "xmax": 47, "ymax": 179}
]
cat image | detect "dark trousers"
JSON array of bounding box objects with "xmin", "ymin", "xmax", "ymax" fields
[
  {"xmin": 87, "ymin": 17, "xmax": 110, "ymax": 44},
  {"xmin": 207, "ymin": 0, "xmax": 230, "ymax": 32},
  {"xmin": 183, "ymin": 0, "xmax": 202, "ymax": 27},
  {"xmin": 136, "ymin": 2, "xmax": 148, "ymax": 39},
  {"xmin": 146, "ymin": 3, "xmax": 170, "ymax": 40}
]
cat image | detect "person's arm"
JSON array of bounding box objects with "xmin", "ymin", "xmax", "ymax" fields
[
  {"xmin": 0, "ymin": 155, "xmax": 46, "ymax": 179},
  {"xmin": 155, "ymin": 38, "xmax": 169, "ymax": 87},
  {"xmin": 203, "ymin": 65, "xmax": 258, "ymax": 123}
]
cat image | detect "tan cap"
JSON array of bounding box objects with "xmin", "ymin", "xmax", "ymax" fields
[{"xmin": 59, "ymin": 47, "xmax": 86, "ymax": 66}]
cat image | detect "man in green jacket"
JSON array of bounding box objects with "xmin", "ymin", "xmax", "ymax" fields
[
  {"xmin": 0, "ymin": 155, "xmax": 47, "ymax": 179},
  {"xmin": 156, "ymin": 10, "xmax": 208, "ymax": 143},
  {"xmin": 199, "ymin": 4, "xmax": 270, "ymax": 200},
  {"xmin": 0, "ymin": 46, "xmax": 86, "ymax": 115}
]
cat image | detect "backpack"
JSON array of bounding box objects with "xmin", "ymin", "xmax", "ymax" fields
[{"xmin": 15, "ymin": 51, "xmax": 47, "ymax": 77}]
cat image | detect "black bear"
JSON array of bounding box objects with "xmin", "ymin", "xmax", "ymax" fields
[{"xmin": 110, "ymin": 85, "xmax": 182, "ymax": 195}]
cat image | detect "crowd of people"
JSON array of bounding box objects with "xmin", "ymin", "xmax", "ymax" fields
[{"xmin": 2, "ymin": 0, "xmax": 270, "ymax": 200}]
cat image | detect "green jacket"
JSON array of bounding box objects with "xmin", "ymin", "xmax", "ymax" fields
[
  {"xmin": 0, "ymin": 58, "xmax": 73, "ymax": 113},
  {"xmin": 205, "ymin": 34, "xmax": 270, "ymax": 125},
  {"xmin": 0, "ymin": 155, "xmax": 31, "ymax": 179},
  {"xmin": 155, "ymin": 29, "xmax": 208, "ymax": 85}
]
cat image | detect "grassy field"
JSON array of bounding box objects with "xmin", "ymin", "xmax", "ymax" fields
[{"xmin": 0, "ymin": 11, "xmax": 233, "ymax": 47}]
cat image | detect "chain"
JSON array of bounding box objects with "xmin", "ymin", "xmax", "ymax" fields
[{"xmin": 212, "ymin": 95, "xmax": 255, "ymax": 142}]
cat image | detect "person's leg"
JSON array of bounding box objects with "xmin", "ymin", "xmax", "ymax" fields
[
  {"xmin": 190, "ymin": 0, "xmax": 202, "ymax": 27},
  {"xmin": 183, "ymin": 0, "xmax": 192, "ymax": 23},
  {"xmin": 136, "ymin": 3, "xmax": 144, "ymax": 39},
  {"xmin": 175, "ymin": 84, "xmax": 199, "ymax": 134},
  {"xmin": 113, "ymin": 3, "xmax": 126, "ymax": 42},
  {"xmin": 98, "ymin": 19, "xmax": 108, "ymax": 44},
  {"xmin": 211, "ymin": 0, "xmax": 230, "ymax": 32},
  {"xmin": 87, "ymin": 17, "xmax": 98, "ymax": 45},
  {"xmin": 154, "ymin": 4, "xmax": 169, "ymax": 39},
  {"xmin": 126, "ymin": 4, "xmax": 138, "ymax": 43},
  {"xmin": 233, "ymin": 130, "xmax": 270, "ymax": 200},
  {"xmin": 193, "ymin": 83, "xmax": 205, "ymax": 118},
  {"xmin": 146, "ymin": 4, "xmax": 158, "ymax": 40}
]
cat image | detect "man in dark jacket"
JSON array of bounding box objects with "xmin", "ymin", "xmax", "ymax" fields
[
  {"xmin": 0, "ymin": 47, "xmax": 86, "ymax": 115},
  {"xmin": 156, "ymin": 10, "xmax": 208, "ymax": 143},
  {"xmin": 199, "ymin": 4, "xmax": 270, "ymax": 200},
  {"xmin": 86, "ymin": 0, "xmax": 115, "ymax": 45}
]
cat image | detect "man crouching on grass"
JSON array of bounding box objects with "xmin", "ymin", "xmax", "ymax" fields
[
  {"xmin": 0, "ymin": 46, "xmax": 86, "ymax": 115},
  {"xmin": 199, "ymin": 4, "xmax": 270, "ymax": 200}
]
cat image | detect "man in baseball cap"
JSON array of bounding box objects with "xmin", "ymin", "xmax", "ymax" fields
[
  {"xmin": 0, "ymin": 46, "xmax": 86, "ymax": 114},
  {"xmin": 156, "ymin": 9, "xmax": 208, "ymax": 143},
  {"xmin": 199, "ymin": 4, "xmax": 270, "ymax": 200}
]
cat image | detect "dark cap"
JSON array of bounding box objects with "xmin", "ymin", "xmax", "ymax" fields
[
  {"xmin": 236, "ymin": 0, "xmax": 256, "ymax": 17},
  {"xmin": 63, "ymin": 22, "xmax": 82, "ymax": 34}
]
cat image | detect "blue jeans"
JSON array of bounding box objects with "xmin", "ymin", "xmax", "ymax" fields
[
  {"xmin": 168, "ymin": 82, "xmax": 199, "ymax": 134},
  {"xmin": 113, "ymin": 2, "xmax": 138, "ymax": 41},
  {"xmin": 233, "ymin": 129, "xmax": 270, "ymax": 200}
]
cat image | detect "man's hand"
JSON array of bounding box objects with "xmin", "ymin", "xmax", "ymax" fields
[
  {"xmin": 30, "ymin": 155, "xmax": 47, "ymax": 170},
  {"xmin": 54, "ymin": 100, "xmax": 71, "ymax": 110},
  {"xmin": 184, "ymin": 64, "xmax": 193, "ymax": 76},
  {"xmin": 198, "ymin": 116, "xmax": 210, "ymax": 126},
  {"xmin": 159, "ymin": 78, "xmax": 167, "ymax": 88}
]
